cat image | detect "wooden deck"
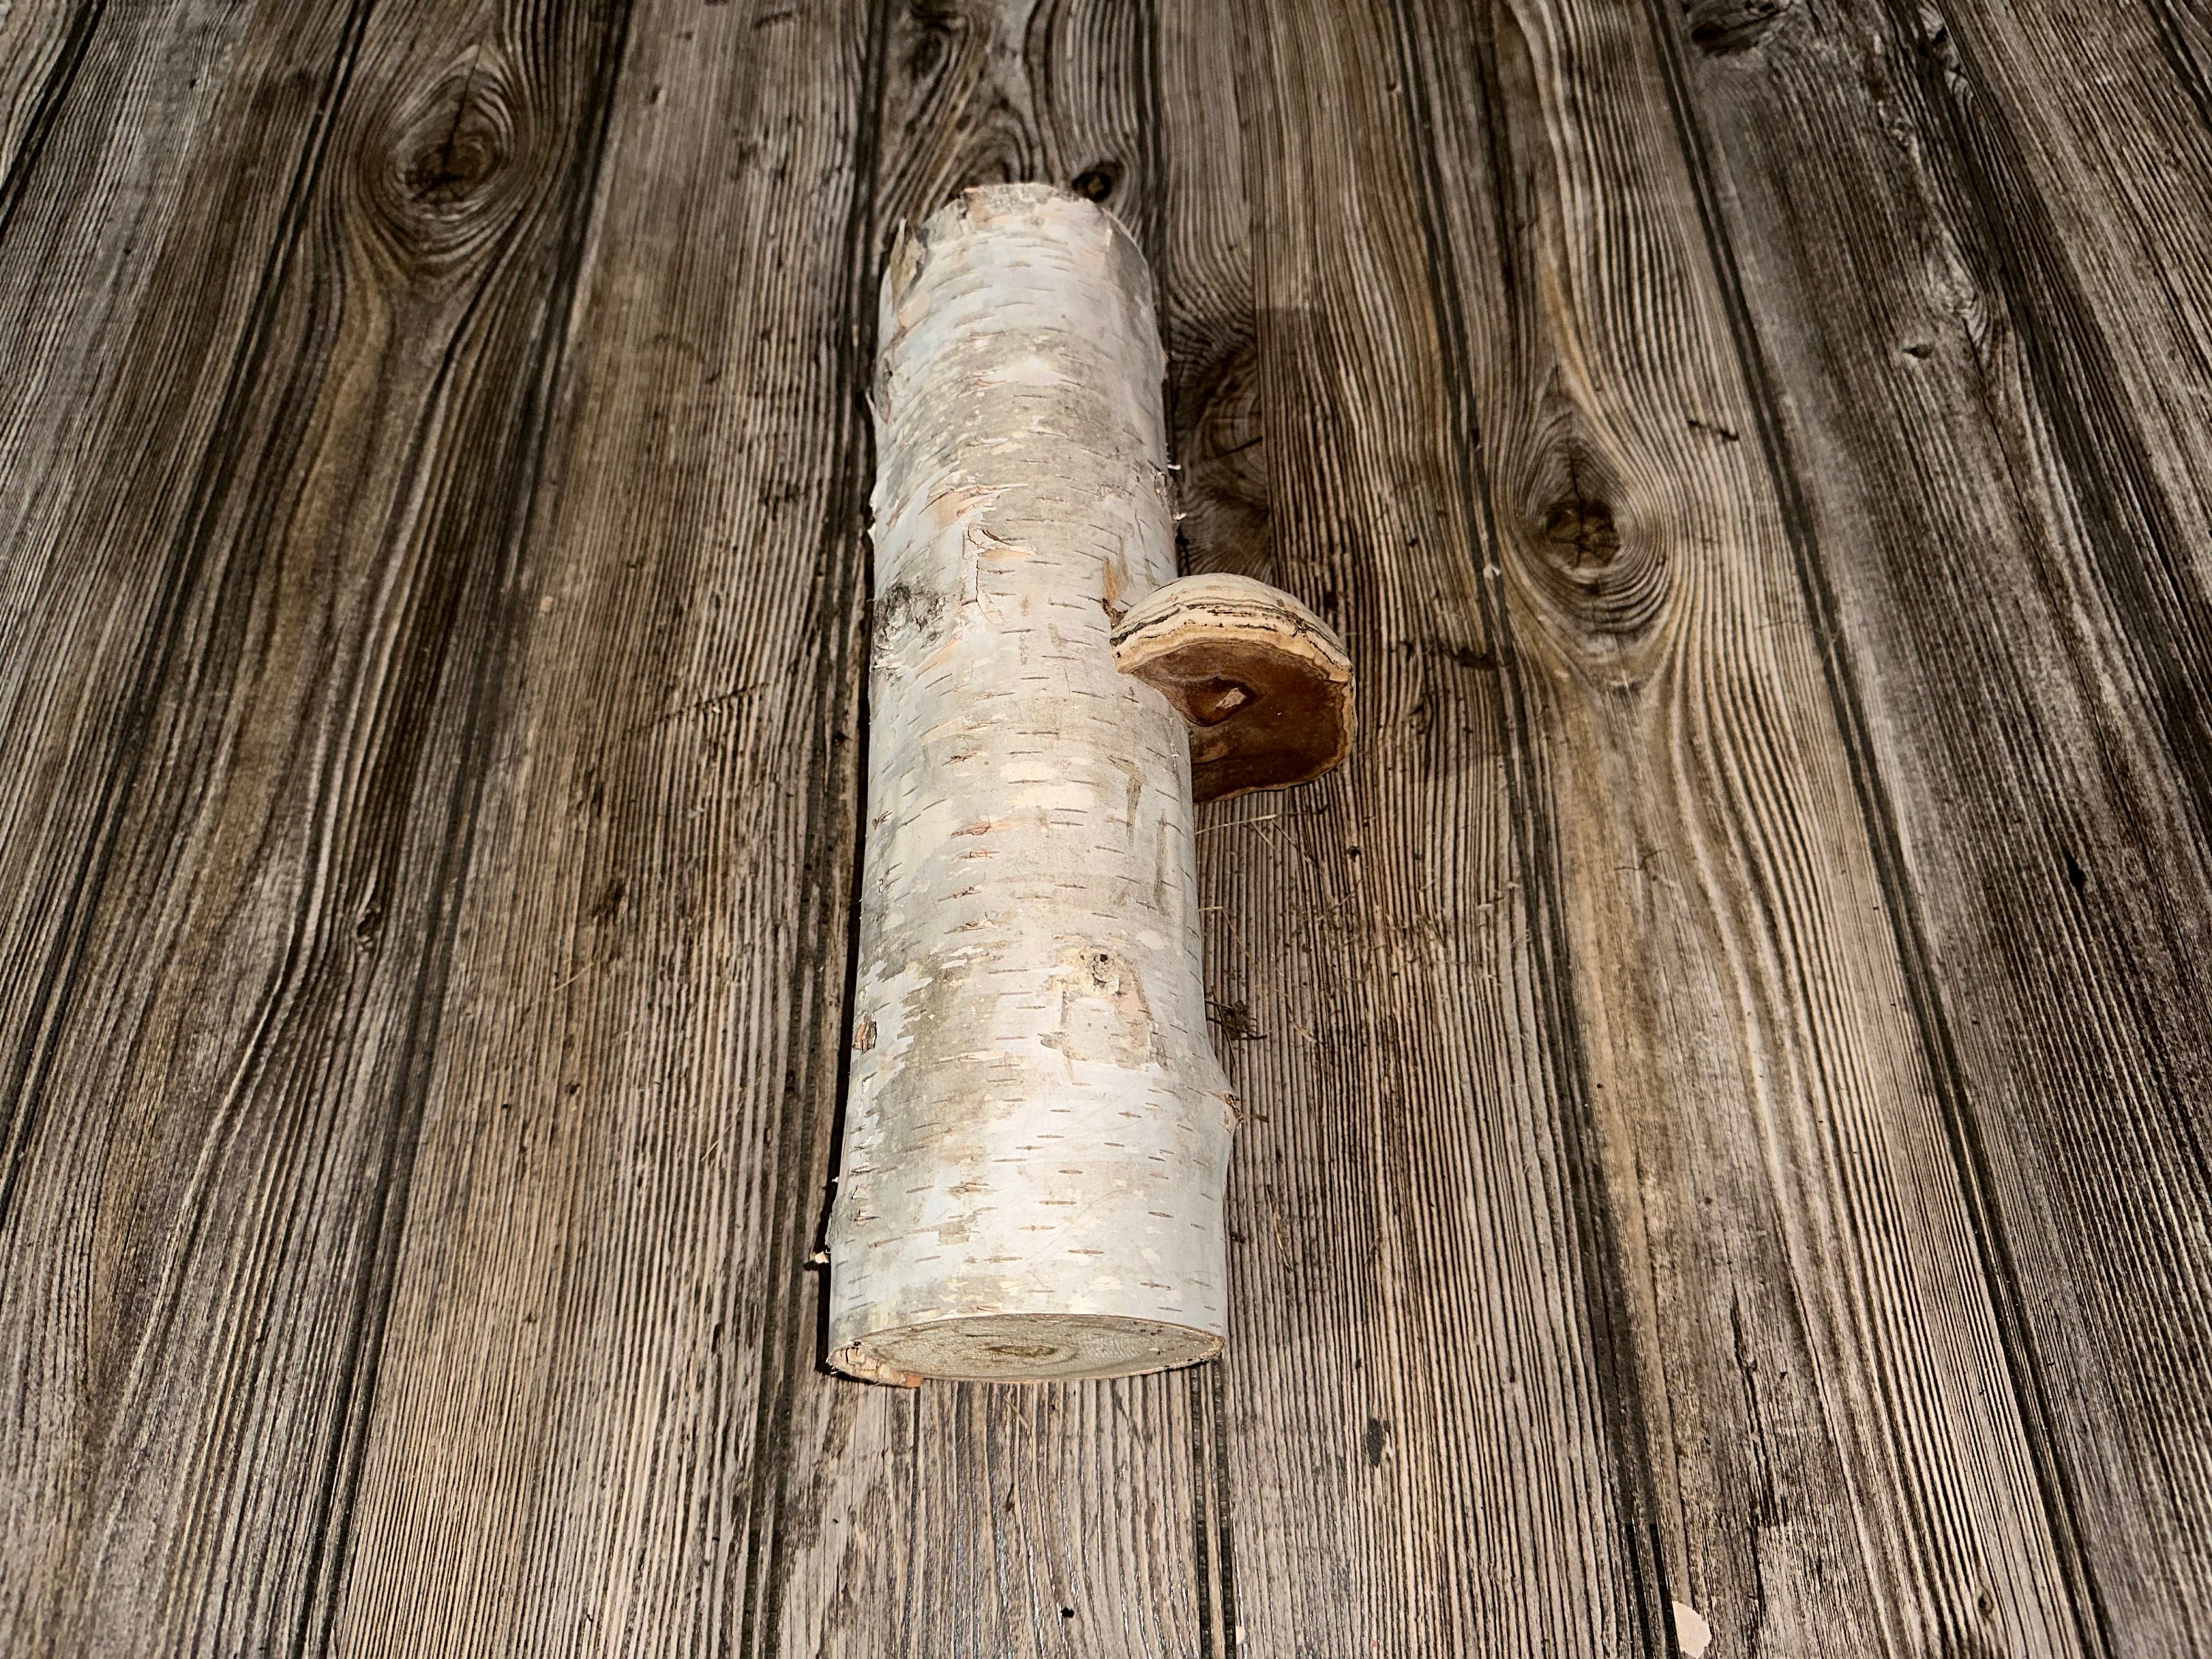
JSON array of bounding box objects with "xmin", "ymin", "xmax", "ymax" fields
[{"xmin": 4, "ymin": 0, "xmax": 2209, "ymax": 1652}]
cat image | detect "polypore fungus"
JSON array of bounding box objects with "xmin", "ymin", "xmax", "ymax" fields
[
  {"xmin": 825, "ymin": 183, "xmax": 1354, "ymax": 1385},
  {"xmin": 1111, "ymin": 572, "xmax": 1354, "ymax": 803}
]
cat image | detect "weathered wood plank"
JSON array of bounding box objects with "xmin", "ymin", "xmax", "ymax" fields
[
  {"xmin": 317, "ymin": 1, "xmax": 874, "ymax": 1652},
  {"xmin": 1916, "ymin": 0, "xmax": 2212, "ymax": 836},
  {"xmin": 872, "ymin": 0, "xmax": 1161, "ymax": 246},
  {"xmin": 0, "ymin": 0, "xmax": 392, "ymax": 1641},
  {"xmin": 1664, "ymin": 0, "xmax": 2212, "ymax": 1644},
  {"xmin": 1164, "ymin": 3, "xmax": 1664, "ymax": 1652},
  {"xmin": 0, "ymin": 0, "xmax": 87, "ymax": 193},
  {"xmin": 0, "ymin": 0, "xmax": 627, "ymax": 1649},
  {"xmin": 775, "ymin": 4, "xmax": 1218, "ymax": 1652},
  {"xmin": 1, "ymin": 0, "xmax": 366, "ymax": 1215},
  {"xmin": 783, "ymin": 1378, "xmax": 1212, "ymax": 1656},
  {"xmin": 1396, "ymin": 0, "xmax": 2096, "ymax": 1651},
  {"xmin": 1152, "ymin": 8, "xmax": 1264, "ymax": 1644}
]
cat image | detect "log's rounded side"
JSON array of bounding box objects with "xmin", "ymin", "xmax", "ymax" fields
[{"xmin": 826, "ymin": 184, "xmax": 1236, "ymax": 1385}]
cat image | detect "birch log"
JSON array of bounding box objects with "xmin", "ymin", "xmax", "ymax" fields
[{"xmin": 826, "ymin": 184, "xmax": 1239, "ymax": 1384}]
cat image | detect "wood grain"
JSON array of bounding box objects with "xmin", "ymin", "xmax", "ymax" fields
[
  {"xmin": 1157, "ymin": 0, "xmax": 1266, "ymax": 591},
  {"xmin": 0, "ymin": 0, "xmax": 86, "ymax": 197},
  {"xmin": 1168, "ymin": 2, "xmax": 1662, "ymax": 1652},
  {"xmin": 1921, "ymin": 0, "xmax": 2212, "ymax": 842},
  {"xmin": 0, "ymin": 0, "xmax": 627, "ymax": 1649},
  {"xmin": 1667, "ymin": 0, "xmax": 2212, "ymax": 1643},
  {"xmin": 1, "ymin": 0, "xmax": 368, "ymax": 1221},
  {"xmin": 315, "ymin": 0, "xmax": 867, "ymax": 1652},
  {"xmin": 1395, "ymin": 0, "xmax": 2098, "ymax": 1650}
]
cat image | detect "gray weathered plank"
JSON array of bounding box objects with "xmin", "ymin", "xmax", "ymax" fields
[
  {"xmin": 1399, "ymin": 0, "xmax": 2096, "ymax": 1650},
  {"xmin": 774, "ymin": 4, "xmax": 1218, "ymax": 1653},
  {"xmin": 0, "ymin": 0, "xmax": 628, "ymax": 1649},
  {"xmin": 1, "ymin": 0, "xmax": 367, "ymax": 1216},
  {"xmin": 313, "ymin": 0, "xmax": 872, "ymax": 1652},
  {"xmin": 1167, "ymin": 1, "xmax": 1663, "ymax": 1652},
  {"xmin": 1665, "ymin": 0, "xmax": 2212, "ymax": 1644}
]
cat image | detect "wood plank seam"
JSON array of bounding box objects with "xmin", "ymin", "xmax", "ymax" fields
[
  {"xmin": 737, "ymin": 0, "xmax": 891, "ymax": 1645},
  {"xmin": 1185, "ymin": 1360, "xmax": 1241, "ymax": 1659},
  {"xmin": 1634, "ymin": 1, "xmax": 2115, "ymax": 1651}
]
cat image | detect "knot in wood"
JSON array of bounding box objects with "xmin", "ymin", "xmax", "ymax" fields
[
  {"xmin": 404, "ymin": 125, "xmax": 500, "ymax": 206},
  {"xmin": 1542, "ymin": 493, "xmax": 1621, "ymax": 565},
  {"xmin": 1519, "ymin": 480, "xmax": 1672, "ymax": 655},
  {"xmin": 1683, "ymin": 0, "xmax": 1792, "ymax": 55},
  {"xmin": 366, "ymin": 60, "xmax": 521, "ymax": 261},
  {"xmin": 1071, "ymin": 164, "xmax": 1119, "ymax": 203},
  {"xmin": 871, "ymin": 581, "xmax": 950, "ymax": 662}
]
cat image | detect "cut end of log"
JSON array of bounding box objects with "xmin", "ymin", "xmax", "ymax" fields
[
  {"xmin": 1112, "ymin": 573, "xmax": 1354, "ymax": 802},
  {"xmin": 835, "ymin": 1313, "xmax": 1222, "ymax": 1384}
]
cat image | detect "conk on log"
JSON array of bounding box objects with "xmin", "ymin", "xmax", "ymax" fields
[{"xmin": 827, "ymin": 184, "xmax": 1352, "ymax": 1385}]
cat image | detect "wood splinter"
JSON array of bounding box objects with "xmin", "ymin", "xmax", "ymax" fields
[{"xmin": 826, "ymin": 183, "xmax": 1352, "ymax": 1386}]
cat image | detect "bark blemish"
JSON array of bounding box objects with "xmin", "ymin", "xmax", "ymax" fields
[{"xmin": 1040, "ymin": 945, "xmax": 1155, "ymax": 1068}]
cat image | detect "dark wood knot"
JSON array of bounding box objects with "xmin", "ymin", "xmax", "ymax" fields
[
  {"xmin": 1520, "ymin": 482, "xmax": 1671, "ymax": 650},
  {"xmin": 367, "ymin": 61, "xmax": 521, "ymax": 259},
  {"xmin": 404, "ymin": 125, "xmax": 500, "ymax": 204},
  {"xmin": 1541, "ymin": 493, "xmax": 1621, "ymax": 566},
  {"xmin": 1683, "ymin": 0, "xmax": 1791, "ymax": 55}
]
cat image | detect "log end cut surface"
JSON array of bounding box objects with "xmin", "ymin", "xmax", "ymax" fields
[{"xmin": 844, "ymin": 1312, "xmax": 1222, "ymax": 1384}]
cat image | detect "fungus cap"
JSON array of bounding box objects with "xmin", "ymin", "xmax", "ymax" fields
[{"xmin": 1111, "ymin": 573, "xmax": 1354, "ymax": 803}]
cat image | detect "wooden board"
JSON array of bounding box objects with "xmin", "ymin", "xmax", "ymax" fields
[
  {"xmin": 1669, "ymin": 0, "xmax": 2212, "ymax": 1644},
  {"xmin": 1, "ymin": 0, "xmax": 369, "ymax": 1221},
  {"xmin": 0, "ymin": 0, "xmax": 621, "ymax": 1647},
  {"xmin": 1391, "ymin": 1, "xmax": 2107, "ymax": 1649},
  {"xmin": 317, "ymin": 0, "xmax": 869, "ymax": 1651},
  {"xmin": 2, "ymin": 0, "xmax": 2209, "ymax": 1652},
  {"xmin": 1170, "ymin": 2, "xmax": 1665, "ymax": 1652},
  {"xmin": 773, "ymin": 4, "xmax": 1221, "ymax": 1652}
]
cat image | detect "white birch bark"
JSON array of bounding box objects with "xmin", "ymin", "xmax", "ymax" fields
[{"xmin": 826, "ymin": 184, "xmax": 1237, "ymax": 1384}]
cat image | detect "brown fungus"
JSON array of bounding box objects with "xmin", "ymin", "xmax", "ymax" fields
[{"xmin": 1111, "ymin": 573, "xmax": 1355, "ymax": 802}]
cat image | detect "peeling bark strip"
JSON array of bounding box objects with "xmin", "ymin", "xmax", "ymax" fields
[{"xmin": 827, "ymin": 184, "xmax": 1239, "ymax": 1384}]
